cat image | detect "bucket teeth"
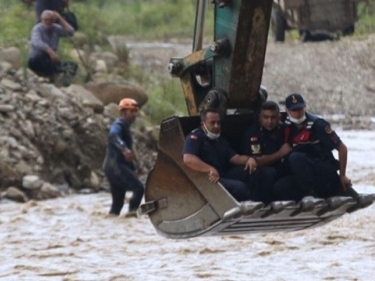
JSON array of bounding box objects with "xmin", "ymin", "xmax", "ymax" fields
[
  {"xmin": 357, "ymin": 194, "xmax": 375, "ymax": 208},
  {"xmin": 327, "ymin": 196, "xmax": 353, "ymax": 210},
  {"xmin": 270, "ymin": 201, "xmax": 295, "ymax": 213},
  {"xmin": 300, "ymin": 196, "xmax": 325, "ymax": 212},
  {"xmin": 240, "ymin": 201, "xmax": 264, "ymax": 216}
]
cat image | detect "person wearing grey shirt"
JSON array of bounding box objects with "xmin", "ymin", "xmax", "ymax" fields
[{"xmin": 28, "ymin": 10, "xmax": 77, "ymax": 84}]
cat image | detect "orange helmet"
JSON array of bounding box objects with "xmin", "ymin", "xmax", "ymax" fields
[{"xmin": 118, "ymin": 98, "xmax": 139, "ymax": 112}]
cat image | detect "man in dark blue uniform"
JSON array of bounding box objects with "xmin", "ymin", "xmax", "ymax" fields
[
  {"xmin": 103, "ymin": 98, "xmax": 144, "ymax": 217},
  {"xmin": 274, "ymin": 93, "xmax": 351, "ymax": 201},
  {"xmin": 242, "ymin": 101, "xmax": 291, "ymax": 203},
  {"xmin": 183, "ymin": 108, "xmax": 258, "ymax": 202}
]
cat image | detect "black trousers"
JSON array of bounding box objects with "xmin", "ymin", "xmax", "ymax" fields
[
  {"xmin": 274, "ymin": 152, "xmax": 341, "ymax": 201},
  {"xmin": 104, "ymin": 163, "xmax": 144, "ymax": 215},
  {"xmin": 28, "ymin": 53, "xmax": 61, "ymax": 77}
]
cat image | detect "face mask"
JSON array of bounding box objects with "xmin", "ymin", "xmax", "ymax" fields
[
  {"xmin": 289, "ymin": 114, "xmax": 306, "ymax": 125},
  {"xmin": 202, "ymin": 123, "xmax": 220, "ymax": 140}
]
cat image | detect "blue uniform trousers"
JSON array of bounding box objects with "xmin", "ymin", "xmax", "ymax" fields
[
  {"xmin": 222, "ymin": 166, "xmax": 277, "ymax": 204},
  {"xmin": 274, "ymin": 152, "xmax": 341, "ymax": 201}
]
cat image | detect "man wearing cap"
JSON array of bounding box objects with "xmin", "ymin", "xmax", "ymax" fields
[
  {"xmin": 102, "ymin": 98, "xmax": 144, "ymax": 217},
  {"xmin": 274, "ymin": 93, "xmax": 351, "ymax": 201}
]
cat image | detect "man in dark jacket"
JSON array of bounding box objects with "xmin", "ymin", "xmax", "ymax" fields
[
  {"xmin": 183, "ymin": 108, "xmax": 258, "ymax": 202},
  {"xmin": 241, "ymin": 101, "xmax": 291, "ymax": 203},
  {"xmin": 274, "ymin": 93, "xmax": 351, "ymax": 201},
  {"xmin": 103, "ymin": 98, "xmax": 144, "ymax": 217},
  {"xmin": 24, "ymin": 0, "xmax": 68, "ymax": 22}
]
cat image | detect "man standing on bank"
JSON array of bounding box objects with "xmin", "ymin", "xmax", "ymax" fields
[
  {"xmin": 103, "ymin": 98, "xmax": 144, "ymax": 217},
  {"xmin": 274, "ymin": 93, "xmax": 351, "ymax": 201}
]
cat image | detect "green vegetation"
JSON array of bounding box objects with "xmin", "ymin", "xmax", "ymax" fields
[{"xmin": 356, "ymin": 1, "xmax": 375, "ymax": 36}]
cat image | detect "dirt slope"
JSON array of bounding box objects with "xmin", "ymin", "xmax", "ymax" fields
[{"xmin": 263, "ymin": 35, "xmax": 375, "ymax": 116}]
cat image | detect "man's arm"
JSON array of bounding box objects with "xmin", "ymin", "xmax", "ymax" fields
[
  {"xmin": 337, "ymin": 142, "xmax": 351, "ymax": 189},
  {"xmin": 229, "ymin": 154, "xmax": 257, "ymax": 173},
  {"xmin": 183, "ymin": 154, "xmax": 220, "ymax": 183},
  {"xmin": 256, "ymin": 143, "xmax": 292, "ymax": 167},
  {"xmin": 54, "ymin": 11, "xmax": 75, "ymax": 33}
]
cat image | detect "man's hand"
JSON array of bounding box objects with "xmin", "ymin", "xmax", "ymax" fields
[
  {"xmin": 45, "ymin": 48, "xmax": 60, "ymax": 62},
  {"xmin": 279, "ymin": 143, "xmax": 292, "ymax": 157},
  {"xmin": 122, "ymin": 148, "xmax": 134, "ymax": 162},
  {"xmin": 208, "ymin": 167, "xmax": 220, "ymax": 183},
  {"xmin": 245, "ymin": 157, "xmax": 257, "ymax": 174},
  {"xmin": 340, "ymin": 175, "xmax": 352, "ymax": 190}
]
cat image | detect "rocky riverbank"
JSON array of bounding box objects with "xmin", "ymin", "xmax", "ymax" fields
[{"xmin": 0, "ymin": 47, "xmax": 157, "ymax": 202}]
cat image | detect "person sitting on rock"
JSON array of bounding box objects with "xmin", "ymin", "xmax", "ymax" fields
[{"xmin": 27, "ymin": 10, "xmax": 77, "ymax": 86}]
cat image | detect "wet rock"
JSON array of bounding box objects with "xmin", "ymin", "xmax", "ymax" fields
[
  {"xmin": 3, "ymin": 186, "xmax": 29, "ymax": 203},
  {"xmin": 36, "ymin": 182, "xmax": 61, "ymax": 200}
]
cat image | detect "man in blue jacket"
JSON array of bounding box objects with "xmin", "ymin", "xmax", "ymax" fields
[{"xmin": 103, "ymin": 98, "xmax": 144, "ymax": 217}]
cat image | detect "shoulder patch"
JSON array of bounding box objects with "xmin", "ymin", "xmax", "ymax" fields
[
  {"xmin": 325, "ymin": 125, "xmax": 333, "ymax": 134},
  {"xmin": 190, "ymin": 134, "xmax": 199, "ymax": 140}
]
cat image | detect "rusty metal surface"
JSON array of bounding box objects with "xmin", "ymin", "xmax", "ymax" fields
[{"xmin": 214, "ymin": 0, "xmax": 273, "ymax": 108}]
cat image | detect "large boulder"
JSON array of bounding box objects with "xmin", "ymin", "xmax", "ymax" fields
[
  {"xmin": 84, "ymin": 81, "xmax": 148, "ymax": 107},
  {"xmin": 64, "ymin": 84, "xmax": 105, "ymax": 113}
]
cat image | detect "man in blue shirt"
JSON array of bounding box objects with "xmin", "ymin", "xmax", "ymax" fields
[
  {"xmin": 103, "ymin": 98, "xmax": 144, "ymax": 217},
  {"xmin": 241, "ymin": 101, "xmax": 291, "ymax": 203},
  {"xmin": 183, "ymin": 108, "xmax": 258, "ymax": 202},
  {"xmin": 28, "ymin": 10, "xmax": 77, "ymax": 85}
]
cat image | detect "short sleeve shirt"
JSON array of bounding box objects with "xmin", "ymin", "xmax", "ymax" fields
[{"xmin": 182, "ymin": 128, "xmax": 236, "ymax": 174}]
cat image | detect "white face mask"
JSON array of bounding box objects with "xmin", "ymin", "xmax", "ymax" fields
[
  {"xmin": 289, "ymin": 114, "xmax": 306, "ymax": 125},
  {"xmin": 202, "ymin": 123, "xmax": 220, "ymax": 140}
]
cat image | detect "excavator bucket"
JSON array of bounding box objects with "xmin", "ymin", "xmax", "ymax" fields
[
  {"xmin": 139, "ymin": 0, "xmax": 375, "ymax": 238},
  {"xmin": 140, "ymin": 114, "xmax": 375, "ymax": 238}
]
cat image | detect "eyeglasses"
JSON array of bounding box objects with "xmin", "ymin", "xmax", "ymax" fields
[{"xmin": 42, "ymin": 17, "xmax": 54, "ymax": 22}]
